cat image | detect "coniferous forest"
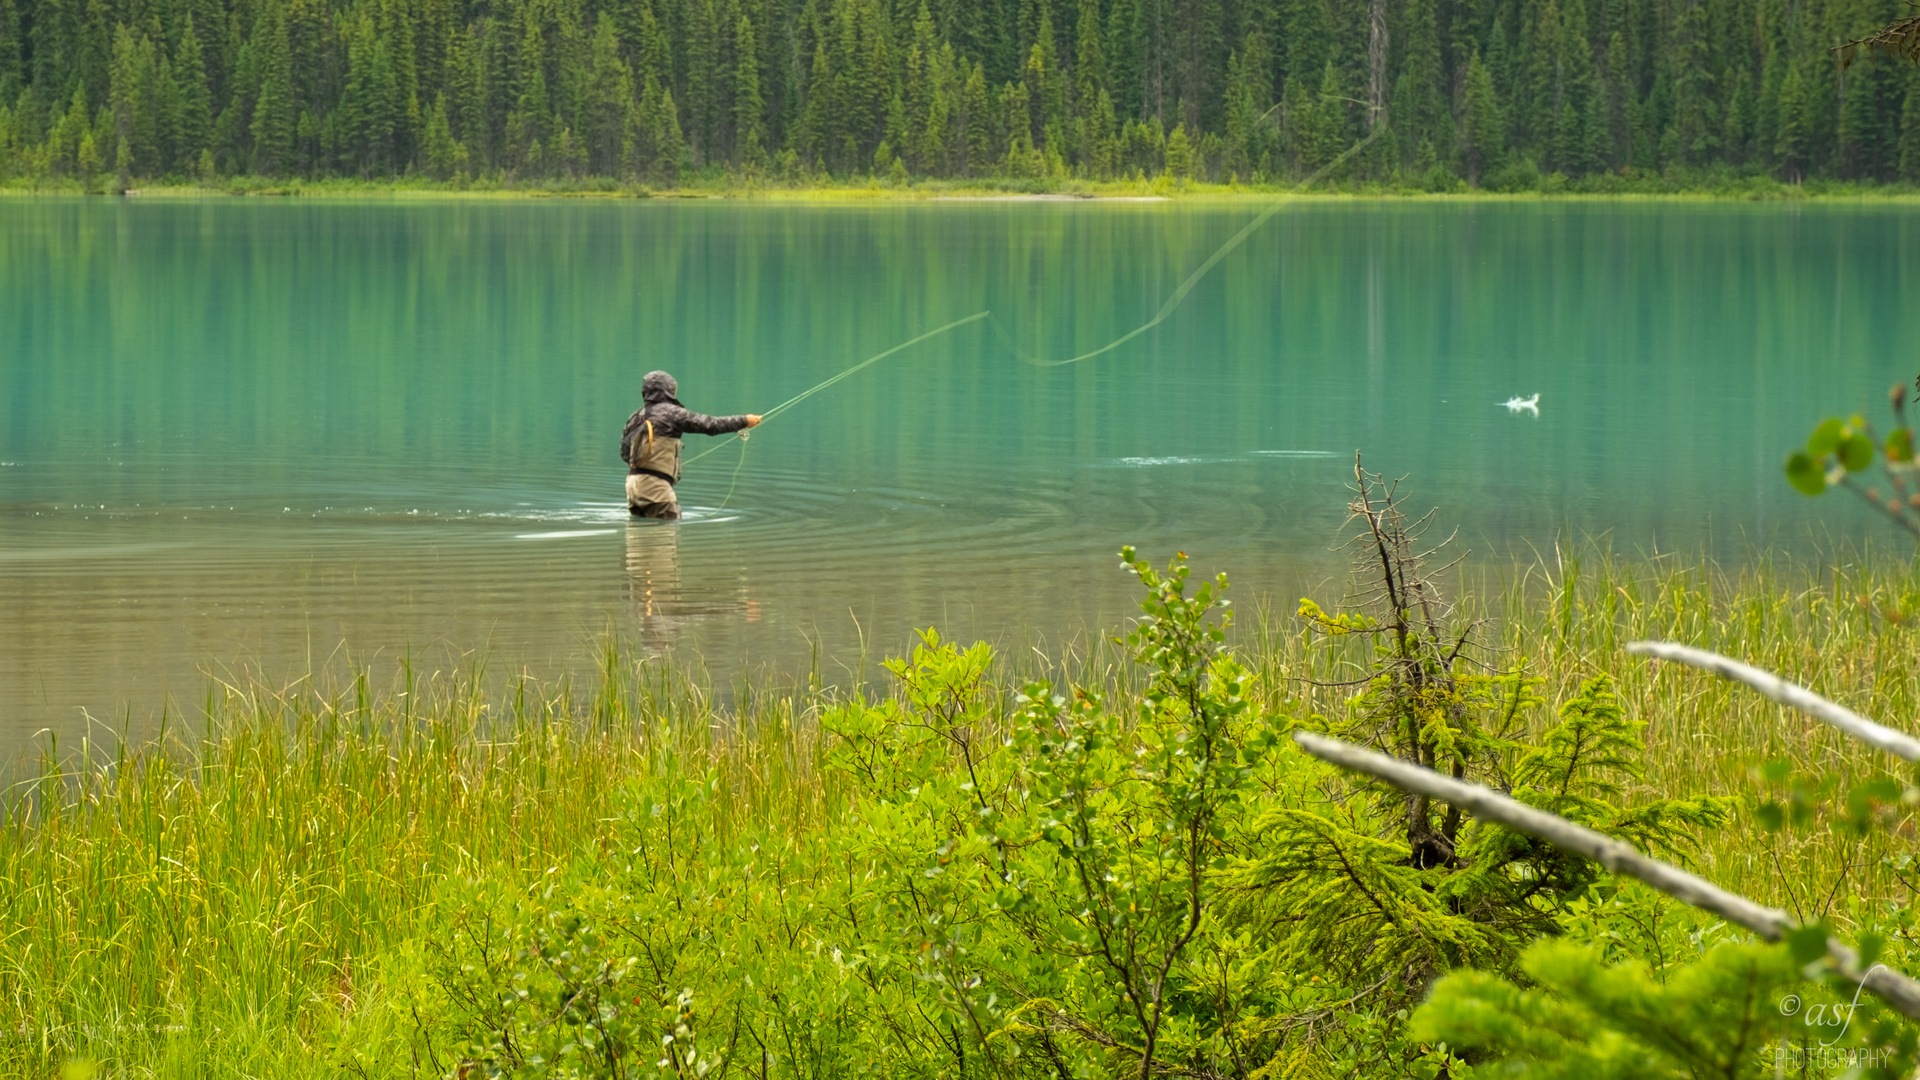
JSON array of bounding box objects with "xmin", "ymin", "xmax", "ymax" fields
[{"xmin": 0, "ymin": 0, "xmax": 1918, "ymax": 186}]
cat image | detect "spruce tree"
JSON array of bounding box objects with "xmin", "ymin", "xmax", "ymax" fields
[
  {"xmin": 1514, "ymin": 0, "xmax": 1559, "ymax": 165},
  {"xmin": 77, "ymin": 0, "xmax": 109, "ymax": 111},
  {"xmin": 795, "ymin": 42, "xmax": 833, "ymax": 170},
  {"xmin": 922, "ymin": 42, "xmax": 951, "ymax": 174},
  {"xmin": 1902, "ymin": 77, "xmax": 1920, "ymax": 183},
  {"xmin": 652, "ymin": 81, "xmax": 684, "ymax": 182},
  {"xmin": 1460, "ymin": 47, "xmax": 1503, "ymax": 184},
  {"xmin": 1106, "ymin": 0, "xmax": 1141, "ymax": 120},
  {"xmin": 249, "ymin": 1, "xmax": 295, "ymax": 175},
  {"xmin": 0, "ymin": 0, "xmax": 21, "ymax": 102},
  {"xmin": 173, "ymin": 16, "xmax": 212, "ymax": 168},
  {"xmin": 1163, "ymin": 116, "xmax": 1191, "ymax": 179},
  {"xmin": 734, "ymin": 13, "xmax": 764, "ymax": 166},
  {"xmin": 1724, "ymin": 67, "xmax": 1752, "ymax": 164},
  {"xmin": 1602, "ymin": 30, "xmax": 1631, "ymax": 167},
  {"xmin": 29, "ymin": 0, "xmax": 77, "ymax": 103},
  {"xmin": 962, "ymin": 60, "xmax": 989, "ymax": 173},
  {"xmin": 1667, "ymin": 0, "xmax": 1715, "ymax": 167},
  {"xmin": 586, "ymin": 14, "xmax": 632, "ymax": 174},
  {"xmin": 512, "ymin": 7, "xmax": 550, "ymax": 170},
  {"xmin": 1398, "ymin": 0, "xmax": 1444, "ymax": 166},
  {"xmin": 109, "ymin": 26, "xmax": 154, "ymax": 178},
  {"xmin": 685, "ymin": 0, "xmax": 722, "ymax": 165},
  {"xmin": 1074, "ymin": 0, "xmax": 1103, "ymax": 116},
  {"xmin": 1775, "ymin": 59, "xmax": 1809, "ymax": 181},
  {"xmin": 902, "ymin": 4, "xmax": 932, "ymax": 171},
  {"xmin": 1553, "ymin": 0, "xmax": 1599, "ymax": 175},
  {"xmin": 423, "ymin": 90, "xmax": 458, "ymax": 177}
]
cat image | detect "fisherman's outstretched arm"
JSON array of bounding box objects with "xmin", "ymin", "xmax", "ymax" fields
[{"xmin": 660, "ymin": 405, "xmax": 759, "ymax": 435}]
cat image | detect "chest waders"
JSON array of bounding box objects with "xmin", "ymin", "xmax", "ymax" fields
[{"xmin": 627, "ymin": 420, "xmax": 684, "ymax": 520}]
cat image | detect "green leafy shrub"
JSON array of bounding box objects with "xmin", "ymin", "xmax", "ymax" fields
[{"xmin": 424, "ymin": 503, "xmax": 1736, "ymax": 1079}]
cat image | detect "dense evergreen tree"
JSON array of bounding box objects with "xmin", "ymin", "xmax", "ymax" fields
[{"xmin": 0, "ymin": 0, "xmax": 1910, "ymax": 185}]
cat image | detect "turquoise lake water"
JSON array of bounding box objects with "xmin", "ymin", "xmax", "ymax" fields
[{"xmin": 2, "ymin": 198, "xmax": 1915, "ymax": 749}]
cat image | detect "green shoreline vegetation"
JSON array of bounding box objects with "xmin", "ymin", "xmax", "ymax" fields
[
  {"xmin": 15, "ymin": 172, "xmax": 1920, "ymax": 199},
  {"xmin": 10, "ymin": 543, "xmax": 1920, "ymax": 1077}
]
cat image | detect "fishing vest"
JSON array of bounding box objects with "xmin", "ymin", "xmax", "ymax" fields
[{"xmin": 630, "ymin": 421, "xmax": 683, "ymax": 485}]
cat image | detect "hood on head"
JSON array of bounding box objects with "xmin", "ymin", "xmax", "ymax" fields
[{"xmin": 642, "ymin": 370, "xmax": 678, "ymax": 404}]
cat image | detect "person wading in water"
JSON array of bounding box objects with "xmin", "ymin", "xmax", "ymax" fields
[{"xmin": 620, "ymin": 370, "xmax": 761, "ymax": 520}]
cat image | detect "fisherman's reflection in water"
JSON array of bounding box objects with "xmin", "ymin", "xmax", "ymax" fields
[
  {"xmin": 625, "ymin": 523, "xmax": 681, "ymax": 646},
  {"xmin": 624, "ymin": 521, "xmax": 758, "ymax": 649}
]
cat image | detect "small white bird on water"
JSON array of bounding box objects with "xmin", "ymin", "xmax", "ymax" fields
[{"xmin": 1503, "ymin": 393, "xmax": 1540, "ymax": 414}]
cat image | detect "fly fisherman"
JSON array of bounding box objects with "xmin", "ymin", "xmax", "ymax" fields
[{"xmin": 620, "ymin": 370, "xmax": 762, "ymax": 520}]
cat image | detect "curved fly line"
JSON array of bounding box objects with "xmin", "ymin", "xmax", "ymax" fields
[{"xmin": 678, "ymin": 193, "xmax": 1311, "ymax": 506}]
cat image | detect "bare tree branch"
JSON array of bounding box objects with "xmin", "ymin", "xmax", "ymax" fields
[
  {"xmin": 1835, "ymin": 6, "xmax": 1920, "ymax": 71},
  {"xmin": 1290, "ymin": 730, "xmax": 1920, "ymax": 1021},
  {"xmin": 1625, "ymin": 641, "xmax": 1920, "ymax": 763}
]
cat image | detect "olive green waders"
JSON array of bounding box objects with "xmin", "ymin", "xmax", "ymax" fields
[{"xmin": 627, "ymin": 423, "xmax": 683, "ymax": 520}]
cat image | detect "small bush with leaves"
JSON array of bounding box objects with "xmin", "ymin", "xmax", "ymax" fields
[
  {"xmin": 430, "ymin": 535, "xmax": 1735, "ymax": 1079},
  {"xmin": 1784, "ymin": 382, "xmax": 1920, "ymax": 541}
]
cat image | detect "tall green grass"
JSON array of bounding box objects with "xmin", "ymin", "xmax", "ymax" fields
[
  {"xmin": 5, "ymin": 546, "xmax": 1919, "ymax": 1075},
  {"xmin": 0, "ymin": 652, "xmax": 830, "ymax": 1076}
]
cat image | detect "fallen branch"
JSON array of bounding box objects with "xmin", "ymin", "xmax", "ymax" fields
[
  {"xmin": 1290, "ymin": 729, "xmax": 1920, "ymax": 1021},
  {"xmin": 1625, "ymin": 641, "xmax": 1920, "ymax": 763}
]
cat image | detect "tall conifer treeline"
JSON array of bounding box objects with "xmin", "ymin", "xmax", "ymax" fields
[{"xmin": 0, "ymin": 0, "xmax": 1914, "ymax": 186}]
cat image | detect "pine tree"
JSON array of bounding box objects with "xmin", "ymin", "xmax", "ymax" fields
[
  {"xmin": 449, "ymin": 25, "xmax": 488, "ymax": 167},
  {"xmin": 902, "ymin": 3, "xmax": 933, "ymax": 171},
  {"xmin": 1552, "ymin": 0, "xmax": 1599, "ymax": 175},
  {"xmin": 1775, "ymin": 59, "xmax": 1809, "ymax": 181},
  {"xmin": 1308, "ymin": 58, "xmax": 1349, "ymax": 171},
  {"xmin": 1667, "ymin": 0, "xmax": 1715, "ymax": 167},
  {"xmin": 922, "ymin": 42, "xmax": 951, "ymax": 174},
  {"xmin": 1514, "ymin": 0, "xmax": 1559, "ymax": 165},
  {"xmin": 795, "ymin": 41, "xmax": 832, "ymax": 170},
  {"xmin": 0, "ymin": 0, "xmax": 22, "ymax": 102},
  {"xmin": 1460, "ymin": 48, "xmax": 1503, "ymax": 184},
  {"xmin": 1902, "ymin": 77, "xmax": 1920, "ymax": 183},
  {"xmin": 962, "ymin": 61, "xmax": 990, "ymax": 174},
  {"xmin": 511, "ymin": 6, "xmax": 550, "ymax": 171},
  {"xmin": 1075, "ymin": 0, "xmax": 1104, "ymax": 117},
  {"xmin": 77, "ymin": 0, "xmax": 109, "ymax": 110},
  {"xmin": 424, "ymin": 90, "xmax": 458, "ymax": 177},
  {"xmin": 173, "ymin": 17, "xmax": 212, "ymax": 169},
  {"xmin": 250, "ymin": 1, "xmax": 295, "ymax": 175},
  {"xmin": 109, "ymin": 26, "xmax": 154, "ymax": 178},
  {"xmin": 734, "ymin": 13, "xmax": 764, "ymax": 167},
  {"xmin": 1163, "ymin": 117, "xmax": 1191, "ymax": 179},
  {"xmin": 653, "ymin": 81, "xmax": 685, "ymax": 182},
  {"xmin": 1397, "ymin": 0, "xmax": 1444, "ymax": 166},
  {"xmin": 1283, "ymin": 0, "xmax": 1330, "ymax": 118},
  {"xmin": 586, "ymin": 14, "xmax": 632, "ymax": 174},
  {"xmin": 1024, "ymin": 9, "xmax": 1065, "ymax": 151},
  {"xmin": 1602, "ymin": 30, "xmax": 1631, "ymax": 168},
  {"xmin": 1724, "ymin": 68, "xmax": 1752, "ymax": 165},
  {"xmin": 29, "ymin": 0, "xmax": 77, "ymax": 103},
  {"xmin": 685, "ymin": 0, "xmax": 723, "ymax": 165},
  {"xmin": 1106, "ymin": 0, "xmax": 1141, "ymax": 120}
]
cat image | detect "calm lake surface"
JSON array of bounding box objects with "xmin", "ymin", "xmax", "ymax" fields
[{"xmin": 3, "ymin": 198, "xmax": 1915, "ymax": 750}]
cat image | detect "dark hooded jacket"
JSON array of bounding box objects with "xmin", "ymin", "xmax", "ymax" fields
[{"xmin": 620, "ymin": 371, "xmax": 753, "ymax": 483}]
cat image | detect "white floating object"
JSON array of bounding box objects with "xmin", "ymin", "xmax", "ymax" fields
[
  {"xmin": 1503, "ymin": 393, "xmax": 1540, "ymax": 414},
  {"xmin": 515, "ymin": 529, "xmax": 619, "ymax": 540}
]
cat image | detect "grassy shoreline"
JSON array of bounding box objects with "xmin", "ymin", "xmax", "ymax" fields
[
  {"xmin": 7, "ymin": 547, "xmax": 1920, "ymax": 1075},
  {"xmin": 8, "ymin": 172, "xmax": 1920, "ymax": 202}
]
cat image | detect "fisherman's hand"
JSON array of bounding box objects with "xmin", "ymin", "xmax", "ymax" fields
[{"xmin": 745, "ymin": 414, "xmax": 763, "ymax": 428}]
